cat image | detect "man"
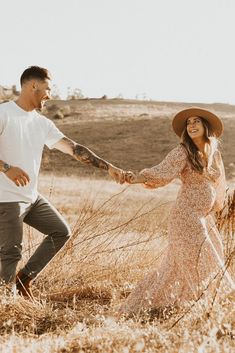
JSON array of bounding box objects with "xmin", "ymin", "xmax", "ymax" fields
[{"xmin": 0, "ymin": 66, "xmax": 125, "ymax": 298}]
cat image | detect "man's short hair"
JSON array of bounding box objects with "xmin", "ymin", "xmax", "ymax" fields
[{"xmin": 20, "ymin": 66, "xmax": 51, "ymax": 86}]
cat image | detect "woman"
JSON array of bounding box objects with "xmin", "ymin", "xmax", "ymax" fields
[{"xmin": 120, "ymin": 107, "xmax": 234, "ymax": 317}]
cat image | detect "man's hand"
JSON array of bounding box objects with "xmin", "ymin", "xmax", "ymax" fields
[
  {"xmin": 108, "ymin": 165, "xmax": 125, "ymax": 184},
  {"xmin": 5, "ymin": 167, "xmax": 30, "ymax": 187}
]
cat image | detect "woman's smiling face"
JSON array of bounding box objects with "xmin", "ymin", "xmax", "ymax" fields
[{"xmin": 186, "ymin": 116, "xmax": 205, "ymax": 140}]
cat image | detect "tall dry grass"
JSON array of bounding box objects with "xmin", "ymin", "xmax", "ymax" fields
[{"xmin": 0, "ymin": 175, "xmax": 234, "ymax": 353}]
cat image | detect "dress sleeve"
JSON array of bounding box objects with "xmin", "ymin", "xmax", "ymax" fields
[
  {"xmin": 139, "ymin": 144, "xmax": 187, "ymax": 188},
  {"xmin": 213, "ymin": 151, "xmax": 227, "ymax": 212}
]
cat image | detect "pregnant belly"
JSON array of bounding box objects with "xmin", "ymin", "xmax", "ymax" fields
[{"xmin": 174, "ymin": 183, "xmax": 216, "ymax": 216}]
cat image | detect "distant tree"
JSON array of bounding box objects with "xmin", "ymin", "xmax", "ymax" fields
[
  {"xmin": 67, "ymin": 87, "xmax": 84, "ymax": 100},
  {"xmin": 135, "ymin": 93, "xmax": 148, "ymax": 100},
  {"xmin": 51, "ymin": 84, "xmax": 61, "ymax": 100},
  {"xmin": 116, "ymin": 93, "xmax": 123, "ymax": 99}
]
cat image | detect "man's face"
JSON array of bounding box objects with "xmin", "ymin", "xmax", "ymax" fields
[{"xmin": 32, "ymin": 79, "xmax": 51, "ymax": 110}]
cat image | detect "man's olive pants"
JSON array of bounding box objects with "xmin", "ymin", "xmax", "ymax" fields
[{"xmin": 0, "ymin": 194, "xmax": 71, "ymax": 283}]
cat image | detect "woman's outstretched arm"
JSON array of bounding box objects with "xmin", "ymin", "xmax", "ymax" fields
[
  {"xmin": 141, "ymin": 145, "xmax": 187, "ymax": 188},
  {"xmin": 124, "ymin": 145, "xmax": 187, "ymax": 188}
]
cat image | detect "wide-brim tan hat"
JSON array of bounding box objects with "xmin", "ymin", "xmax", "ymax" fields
[{"xmin": 172, "ymin": 107, "xmax": 224, "ymax": 137}]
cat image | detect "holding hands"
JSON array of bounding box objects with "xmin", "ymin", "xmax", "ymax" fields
[
  {"xmin": 108, "ymin": 165, "xmax": 147, "ymax": 185},
  {"xmin": 124, "ymin": 170, "xmax": 147, "ymax": 184},
  {"xmin": 108, "ymin": 165, "xmax": 126, "ymax": 184}
]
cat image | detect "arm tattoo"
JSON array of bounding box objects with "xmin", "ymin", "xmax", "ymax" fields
[
  {"xmin": 60, "ymin": 137, "xmax": 110, "ymax": 170},
  {"xmin": 73, "ymin": 143, "xmax": 110, "ymax": 171}
]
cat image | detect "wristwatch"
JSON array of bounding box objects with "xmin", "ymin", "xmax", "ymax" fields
[{"xmin": 2, "ymin": 163, "xmax": 11, "ymax": 173}]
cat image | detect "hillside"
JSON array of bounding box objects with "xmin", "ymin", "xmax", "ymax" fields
[{"xmin": 41, "ymin": 99, "xmax": 235, "ymax": 180}]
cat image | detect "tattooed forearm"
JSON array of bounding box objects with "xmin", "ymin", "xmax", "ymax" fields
[
  {"xmin": 73, "ymin": 144, "xmax": 110, "ymax": 170},
  {"xmin": 54, "ymin": 137, "xmax": 111, "ymax": 170},
  {"xmin": 54, "ymin": 137, "xmax": 124, "ymax": 183}
]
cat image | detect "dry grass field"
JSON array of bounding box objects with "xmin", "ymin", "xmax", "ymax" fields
[
  {"xmin": 0, "ymin": 175, "xmax": 234, "ymax": 353},
  {"xmin": 0, "ymin": 99, "xmax": 234, "ymax": 352}
]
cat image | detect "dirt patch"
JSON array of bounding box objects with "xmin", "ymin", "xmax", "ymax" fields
[{"xmin": 41, "ymin": 99, "xmax": 235, "ymax": 179}]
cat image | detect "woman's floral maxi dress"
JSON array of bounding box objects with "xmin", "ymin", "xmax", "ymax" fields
[{"xmin": 120, "ymin": 144, "xmax": 233, "ymax": 316}]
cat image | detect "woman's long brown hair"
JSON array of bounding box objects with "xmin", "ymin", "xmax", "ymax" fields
[{"xmin": 180, "ymin": 117, "xmax": 218, "ymax": 173}]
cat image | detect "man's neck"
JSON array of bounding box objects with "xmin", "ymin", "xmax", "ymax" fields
[{"xmin": 15, "ymin": 95, "xmax": 35, "ymax": 112}]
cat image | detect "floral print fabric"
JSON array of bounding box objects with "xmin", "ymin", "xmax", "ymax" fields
[{"xmin": 120, "ymin": 144, "xmax": 231, "ymax": 316}]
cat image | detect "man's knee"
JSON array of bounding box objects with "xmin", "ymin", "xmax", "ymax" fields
[
  {"xmin": 63, "ymin": 223, "xmax": 71, "ymax": 240},
  {"xmin": 56, "ymin": 222, "xmax": 71, "ymax": 241}
]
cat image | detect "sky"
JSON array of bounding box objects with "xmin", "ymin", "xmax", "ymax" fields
[{"xmin": 1, "ymin": 0, "xmax": 235, "ymax": 103}]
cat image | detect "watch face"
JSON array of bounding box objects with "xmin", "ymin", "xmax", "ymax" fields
[{"xmin": 3, "ymin": 163, "xmax": 11, "ymax": 172}]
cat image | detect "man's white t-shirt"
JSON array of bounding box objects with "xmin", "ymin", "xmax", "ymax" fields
[{"xmin": 0, "ymin": 101, "xmax": 64, "ymax": 203}]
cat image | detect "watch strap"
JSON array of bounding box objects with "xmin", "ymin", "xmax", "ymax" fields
[{"xmin": 2, "ymin": 163, "xmax": 11, "ymax": 173}]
